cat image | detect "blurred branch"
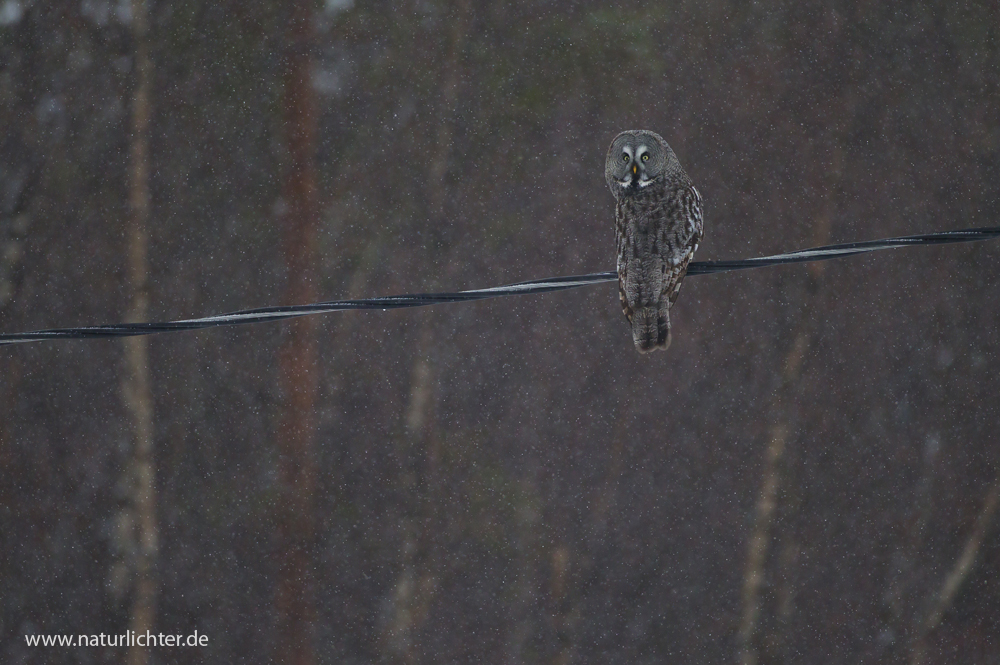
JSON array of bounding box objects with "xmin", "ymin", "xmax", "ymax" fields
[
  {"xmin": 738, "ymin": 422, "xmax": 789, "ymax": 665},
  {"xmin": 0, "ymin": 354, "xmax": 18, "ymax": 517},
  {"xmin": 427, "ymin": 0, "xmax": 471, "ymax": 218},
  {"xmin": 0, "ymin": 170, "xmax": 33, "ymax": 520},
  {"xmin": 738, "ymin": 147, "xmax": 842, "ymax": 665},
  {"xmin": 383, "ymin": 313, "xmax": 441, "ymax": 664},
  {"xmin": 928, "ymin": 476, "xmax": 1000, "ymax": 624},
  {"xmin": 590, "ymin": 404, "xmax": 631, "ymax": 538},
  {"xmin": 503, "ymin": 474, "xmax": 542, "ymax": 664},
  {"xmin": 910, "ymin": 473, "xmax": 1000, "ymax": 665},
  {"xmin": 384, "ymin": 4, "xmax": 470, "ymax": 659},
  {"xmin": 0, "ymin": 169, "xmax": 33, "ymax": 311},
  {"xmin": 737, "ymin": 271, "xmax": 823, "ymax": 665},
  {"xmin": 540, "ymin": 399, "xmax": 634, "ymax": 665},
  {"xmin": 883, "ymin": 434, "xmax": 941, "ymax": 659}
]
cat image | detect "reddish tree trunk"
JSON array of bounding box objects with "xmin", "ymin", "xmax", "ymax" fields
[
  {"xmin": 274, "ymin": 1, "xmax": 319, "ymax": 664},
  {"xmin": 125, "ymin": 2, "xmax": 157, "ymax": 664}
]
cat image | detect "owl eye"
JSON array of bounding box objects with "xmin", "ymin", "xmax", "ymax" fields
[
  {"xmin": 621, "ymin": 153, "xmax": 630, "ymax": 163},
  {"xmin": 641, "ymin": 153, "xmax": 649, "ymax": 162}
]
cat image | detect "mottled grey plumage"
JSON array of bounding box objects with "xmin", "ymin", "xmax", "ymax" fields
[{"xmin": 605, "ymin": 130, "xmax": 703, "ymax": 353}]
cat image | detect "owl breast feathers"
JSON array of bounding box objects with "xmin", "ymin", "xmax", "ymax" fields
[{"xmin": 605, "ymin": 130, "xmax": 703, "ymax": 353}]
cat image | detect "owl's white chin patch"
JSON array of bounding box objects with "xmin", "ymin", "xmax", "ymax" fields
[{"xmin": 619, "ymin": 178, "xmax": 654, "ymax": 189}]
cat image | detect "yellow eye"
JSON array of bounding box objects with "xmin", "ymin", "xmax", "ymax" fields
[
  {"xmin": 641, "ymin": 153, "xmax": 649, "ymax": 161},
  {"xmin": 622, "ymin": 153, "xmax": 629, "ymax": 162}
]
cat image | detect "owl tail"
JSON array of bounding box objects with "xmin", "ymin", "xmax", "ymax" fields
[{"xmin": 632, "ymin": 306, "xmax": 671, "ymax": 353}]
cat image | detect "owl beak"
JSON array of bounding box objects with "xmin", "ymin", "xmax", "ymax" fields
[{"xmin": 628, "ymin": 162, "xmax": 640, "ymax": 187}]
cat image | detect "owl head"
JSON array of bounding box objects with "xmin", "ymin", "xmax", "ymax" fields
[{"xmin": 605, "ymin": 130, "xmax": 682, "ymax": 199}]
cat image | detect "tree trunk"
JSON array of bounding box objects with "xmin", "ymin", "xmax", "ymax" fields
[
  {"xmin": 124, "ymin": 1, "xmax": 157, "ymax": 663},
  {"xmin": 274, "ymin": 1, "xmax": 320, "ymax": 663}
]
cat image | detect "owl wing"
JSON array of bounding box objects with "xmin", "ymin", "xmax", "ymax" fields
[
  {"xmin": 665, "ymin": 185, "xmax": 703, "ymax": 307},
  {"xmin": 615, "ymin": 203, "xmax": 635, "ymax": 324}
]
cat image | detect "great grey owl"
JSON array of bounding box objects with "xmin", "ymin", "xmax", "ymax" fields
[{"xmin": 605, "ymin": 130, "xmax": 703, "ymax": 353}]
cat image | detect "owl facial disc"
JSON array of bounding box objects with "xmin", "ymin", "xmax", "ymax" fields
[{"xmin": 606, "ymin": 129, "xmax": 685, "ymax": 200}]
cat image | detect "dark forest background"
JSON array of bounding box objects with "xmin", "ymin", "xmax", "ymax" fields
[{"xmin": 3, "ymin": 1, "xmax": 1000, "ymax": 663}]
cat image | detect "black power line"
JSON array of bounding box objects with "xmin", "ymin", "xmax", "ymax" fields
[{"xmin": 1, "ymin": 226, "xmax": 998, "ymax": 347}]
